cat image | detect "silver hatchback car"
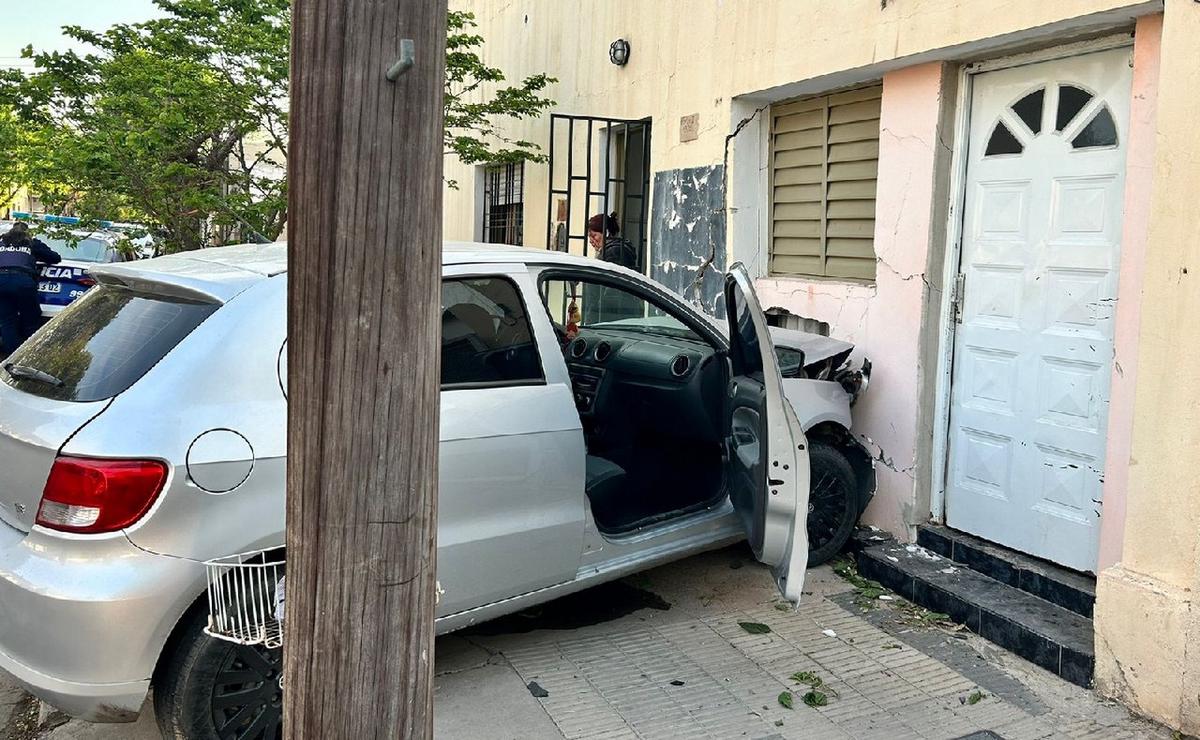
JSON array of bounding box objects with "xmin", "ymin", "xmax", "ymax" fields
[{"xmin": 0, "ymin": 243, "xmax": 831, "ymax": 739}]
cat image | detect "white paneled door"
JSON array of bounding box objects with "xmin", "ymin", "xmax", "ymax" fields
[{"xmin": 945, "ymin": 48, "xmax": 1133, "ymax": 572}]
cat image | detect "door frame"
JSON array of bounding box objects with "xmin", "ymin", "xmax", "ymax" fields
[
  {"xmin": 929, "ymin": 33, "xmax": 1136, "ymax": 524},
  {"xmin": 545, "ymin": 114, "xmax": 653, "ymax": 271}
]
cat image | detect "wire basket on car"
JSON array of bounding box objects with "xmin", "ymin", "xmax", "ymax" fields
[{"xmin": 204, "ymin": 549, "xmax": 286, "ymax": 649}]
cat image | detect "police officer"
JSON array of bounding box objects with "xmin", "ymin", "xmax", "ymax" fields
[{"xmin": 0, "ymin": 222, "xmax": 60, "ymax": 355}]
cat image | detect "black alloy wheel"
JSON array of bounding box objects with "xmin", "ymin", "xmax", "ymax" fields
[{"xmin": 805, "ymin": 441, "xmax": 859, "ymax": 566}]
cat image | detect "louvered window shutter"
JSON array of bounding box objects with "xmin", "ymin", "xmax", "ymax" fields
[{"xmin": 769, "ymin": 86, "xmax": 881, "ymax": 281}]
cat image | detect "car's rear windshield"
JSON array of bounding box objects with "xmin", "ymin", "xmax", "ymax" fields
[
  {"xmin": 38, "ymin": 236, "xmax": 112, "ymax": 264},
  {"xmin": 2, "ymin": 285, "xmax": 218, "ymax": 402}
]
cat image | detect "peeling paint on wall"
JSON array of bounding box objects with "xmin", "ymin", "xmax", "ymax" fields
[{"xmin": 650, "ymin": 165, "xmax": 726, "ymax": 318}]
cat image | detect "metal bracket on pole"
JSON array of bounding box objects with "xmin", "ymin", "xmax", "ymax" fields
[{"xmin": 385, "ymin": 39, "xmax": 415, "ymax": 81}]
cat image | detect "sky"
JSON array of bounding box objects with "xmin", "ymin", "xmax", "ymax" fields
[{"xmin": 0, "ymin": 0, "xmax": 164, "ymax": 71}]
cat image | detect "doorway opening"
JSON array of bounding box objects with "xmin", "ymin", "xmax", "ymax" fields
[{"xmin": 546, "ymin": 115, "xmax": 651, "ymax": 271}]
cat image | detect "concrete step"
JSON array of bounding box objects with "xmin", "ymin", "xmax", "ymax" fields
[
  {"xmin": 855, "ymin": 539, "xmax": 1095, "ymax": 688},
  {"xmin": 916, "ymin": 524, "xmax": 1096, "ymax": 618}
]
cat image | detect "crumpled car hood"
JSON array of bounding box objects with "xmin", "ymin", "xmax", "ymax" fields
[
  {"xmin": 624, "ymin": 314, "xmax": 856, "ymax": 368},
  {"xmin": 767, "ymin": 326, "xmax": 855, "ymax": 366}
]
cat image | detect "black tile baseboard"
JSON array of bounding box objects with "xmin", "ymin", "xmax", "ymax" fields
[
  {"xmin": 916, "ymin": 524, "xmax": 1096, "ymax": 619},
  {"xmin": 856, "ymin": 540, "xmax": 1095, "ymax": 689}
]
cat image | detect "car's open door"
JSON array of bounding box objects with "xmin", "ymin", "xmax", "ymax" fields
[{"xmin": 724, "ymin": 264, "xmax": 810, "ymax": 604}]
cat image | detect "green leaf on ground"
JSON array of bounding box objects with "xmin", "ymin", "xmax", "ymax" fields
[
  {"xmin": 831, "ymin": 557, "xmax": 891, "ymax": 608},
  {"xmin": 738, "ymin": 621, "xmax": 772, "ymax": 635},
  {"xmin": 778, "ymin": 691, "xmax": 794, "ymax": 709},
  {"xmin": 882, "ymin": 643, "xmax": 902, "ymax": 650},
  {"xmin": 774, "ymin": 602, "xmax": 792, "ymax": 611},
  {"xmin": 966, "ymin": 689, "xmax": 985, "ymax": 705},
  {"xmin": 802, "ymin": 689, "xmax": 829, "ymax": 707},
  {"xmin": 790, "ymin": 671, "xmax": 839, "ymax": 699}
]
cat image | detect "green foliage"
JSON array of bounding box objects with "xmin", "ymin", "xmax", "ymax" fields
[
  {"xmin": 777, "ymin": 691, "xmax": 794, "ymax": 710},
  {"xmin": 831, "ymin": 556, "xmax": 888, "ymax": 608},
  {"xmin": 445, "ymin": 10, "xmax": 555, "ymax": 175},
  {"xmin": 801, "ymin": 689, "xmax": 829, "ymax": 707},
  {"xmin": 789, "ymin": 670, "xmax": 839, "ymax": 701},
  {"xmin": 0, "ymin": 106, "xmax": 34, "ymax": 209},
  {"xmin": 1, "ymin": 6, "xmax": 553, "ymax": 250},
  {"xmin": 0, "ymin": 0, "xmax": 288, "ymax": 252}
]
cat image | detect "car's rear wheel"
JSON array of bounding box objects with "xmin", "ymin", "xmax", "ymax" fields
[
  {"xmin": 155, "ymin": 609, "xmax": 283, "ymax": 740},
  {"xmin": 806, "ymin": 441, "xmax": 859, "ymax": 566}
]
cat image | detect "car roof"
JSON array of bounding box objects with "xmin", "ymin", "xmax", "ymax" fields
[
  {"xmin": 89, "ymin": 241, "xmax": 627, "ymax": 303},
  {"xmin": 442, "ymin": 241, "xmax": 603, "ymax": 269}
]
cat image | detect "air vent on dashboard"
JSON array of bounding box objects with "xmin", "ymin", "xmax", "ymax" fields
[
  {"xmin": 594, "ymin": 341, "xmax": 612, "ymax": 362},
  {"xmin": 569, "ymin": 338, "xmax": 588, "ymax": 359},
  {"xmin": 670, "ymin": 354, "xmax": 692, "ymax": 378}
]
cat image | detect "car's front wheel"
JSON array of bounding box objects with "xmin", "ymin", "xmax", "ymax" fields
[
  {"xmin": 806, "ymin": 441, "xmax": 859, "ymax": 566},
  {"xmin": 155, "ymin": 609, "xmax": 284, "ymax": 740}
]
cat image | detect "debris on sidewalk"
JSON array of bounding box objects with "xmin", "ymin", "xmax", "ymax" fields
[
  {"xmin": 738, "ymin": 621, "xmax": 772, "ymax": 634},
  {"xmin": 526, "ymin": 681, "xmax": 549, "ymax": 698}
]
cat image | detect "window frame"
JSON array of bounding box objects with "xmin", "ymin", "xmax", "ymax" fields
[
  {"xmin": 480, "ymin": 162, "xmax": 525, "ymax": 246},
  {"xmin": 439, "ymin": 273, "xmax": 547, "ymax": 392},
  {"xmin": 533, "ymin": 265, "xmax": 727, "ymax": 351}
]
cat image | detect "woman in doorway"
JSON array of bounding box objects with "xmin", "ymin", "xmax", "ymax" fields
[
  {"xmin": 584, "ymin": 212, "xmax": 643, "ymax": 324},
  {"xmin": 587, "ymin": 212, "xmax": 638, "ymax": 270}
]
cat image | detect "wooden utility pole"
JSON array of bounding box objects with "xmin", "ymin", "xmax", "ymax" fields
[{"xmin": 284, "ymin": 1, "xmax": 447, "ymax": 737}]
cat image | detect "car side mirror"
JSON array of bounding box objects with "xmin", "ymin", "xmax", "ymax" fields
[{"xmin": 774, "ymin": 346, "xmax": 806, "ymax": 378}]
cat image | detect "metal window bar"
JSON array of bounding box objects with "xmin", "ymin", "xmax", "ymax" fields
[
  {"xmin": 546, "ymin": 114, "xmax": 652, "ymax": 272},
  {"xmin": 483, "ymin": 163, "xmax": 524, "ymax": 245}
]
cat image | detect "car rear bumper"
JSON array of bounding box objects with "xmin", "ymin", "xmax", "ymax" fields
[
  {"xmin": 0, "ymin": 647, "xmax": 148, "ymax": 722},
  {"xmin": 0, "ymin": 522, "xmax": 205, "ymax": 722}
]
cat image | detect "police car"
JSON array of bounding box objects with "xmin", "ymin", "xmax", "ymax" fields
[{"xmin": 5, "ymin": 214, "xmax": 146, "ymax": 317}]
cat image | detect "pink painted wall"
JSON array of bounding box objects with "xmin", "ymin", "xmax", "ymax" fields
[
  {"xmin": 755, "ymin": 62, "xmax": 949, "ymax": 538},
  {"xmin": 1096, "ymin": 14, "xmax": 1162, "ymax": 572}
]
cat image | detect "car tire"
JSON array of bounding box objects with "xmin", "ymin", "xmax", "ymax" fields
[
  {"xmin": 806, "ymin": 441, "xmax": 859, "ymax": 567},
  {"xmin": 155, "ymin": 608, "xmax": 284, "ymax": 740}
]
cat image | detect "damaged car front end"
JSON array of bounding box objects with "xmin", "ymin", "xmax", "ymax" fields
[{"xmin": 770, "ymin": 326, "xmax": 876, "ymax": 565}]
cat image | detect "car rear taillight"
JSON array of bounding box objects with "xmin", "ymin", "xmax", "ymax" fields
[
  {"xmin": 36, "ymin": 456, "xmax": 168, "ymax": 534},
  {"xmin": 77, "ymin": 277, "xmax": 97, "ymax": 287}
]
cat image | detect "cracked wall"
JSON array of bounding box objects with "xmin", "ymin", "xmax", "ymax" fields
[{"xmin": 752, "ymin": 62, "xmax": 952, "ymax": 540}]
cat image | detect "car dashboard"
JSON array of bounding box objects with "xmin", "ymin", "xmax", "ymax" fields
[{"xmin": 562, "ymin": 328, "xmax": 725, "ymax": 444}]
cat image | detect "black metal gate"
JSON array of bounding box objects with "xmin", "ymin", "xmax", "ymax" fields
[{"xmin": 546, "ymin": 114, "xmax": 651, "ymax": 272}]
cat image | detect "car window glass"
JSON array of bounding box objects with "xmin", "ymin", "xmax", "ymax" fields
[
  {"xmin": 2, "ymin": 285, "xmax": 218, "ymax": 402},
  {"xmin": 727, "ymin": 281, "xmax": 764, "ymax": 380},
  {"xmin": 540, "ymin": 278, "xmax": 701, "ymax": 342},
  {"xmin": 442, "ymin": 276, "xmax": 543, "ymax": 387},
  {"xmin": 37, "ymin": 236, "xmax": 111, "ymax": 263}
]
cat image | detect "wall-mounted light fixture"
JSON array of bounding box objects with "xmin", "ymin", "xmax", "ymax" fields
[{"xmin": 609, "ymin": 39, "xmax": 631, "ymax": 67}]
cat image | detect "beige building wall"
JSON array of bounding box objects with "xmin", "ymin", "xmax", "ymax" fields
[
  {"xmin": 446, "ymin": 0, "xmax": 1162, "ymax": 539},
  {"xmin": 446, "ymin": 3, "xmax": 1200, "ymax": 729},
  {"xmin": 445, "ymin": 0, "xmax": 1160, "ymax": 245},
  {"xmin": 1093, "ymin": 1, "xmax": 1200, "ymax": 733}
]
